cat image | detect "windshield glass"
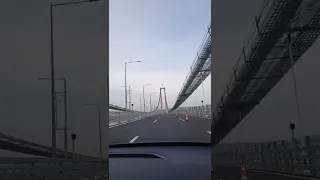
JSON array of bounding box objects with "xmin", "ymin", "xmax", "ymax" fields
[{"xmin": 109, "ymin": 0, "xmax": 211, "ymax": 145}]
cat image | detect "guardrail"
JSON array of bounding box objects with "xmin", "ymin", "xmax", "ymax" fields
[
  {"xmin": 0, "ymin": 158, "xmax": 108, "ymax": 180},
  {"xmin": 212, "ymin": 135, "xmax": 320, "ymax": 177},
  {"xmin": 174, "ymin": 105, "xmax": 211, "ymax": 119},
  {"xmin": 109, "ymin": 111, "xmax": 145, "ymax": 123},
  {"xmin": 109, "ymin": 111, "xmax": 161, "ymax": 127}
]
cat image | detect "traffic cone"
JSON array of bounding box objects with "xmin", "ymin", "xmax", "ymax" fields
[
  {"xmin": 185, "ymin": 113, "xmax": 188, "ymax": 121},
  {"xmin": 241, "ymin": 163, "xmax": 247, "ymax": 180}
]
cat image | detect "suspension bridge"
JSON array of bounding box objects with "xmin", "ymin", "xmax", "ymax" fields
[
  {"xmin": 211, "ymin": 0, "xmax": 320, "ymax": 179},
  {"xmin": 2, "ymin": 0, "xmax": 320, "ymax": 179},
  {"xmin": 0, "ymin": 13, "xmax": 212, "ymax": 179}
]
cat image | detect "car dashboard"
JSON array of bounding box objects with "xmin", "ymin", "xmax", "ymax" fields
[{"xmin": 109, "ymin": 142, "xmax": 211, "ymax": 180}]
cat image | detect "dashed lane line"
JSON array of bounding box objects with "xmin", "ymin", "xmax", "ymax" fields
[{"xmin": 129, "ymin": 136, "xmax": 139, "ymax": 143}]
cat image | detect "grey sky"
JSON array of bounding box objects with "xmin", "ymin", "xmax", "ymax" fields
[
  {"xmin": 109, "ymin": 0, "xmax": 211, "ymax": 110},
  {"xmin": 212, "ymin": 0, "xmax": 320, "ymax": 143},
  {"xmin": 0, "ymin": 0, "xmax": 108, "ymax": 157}
]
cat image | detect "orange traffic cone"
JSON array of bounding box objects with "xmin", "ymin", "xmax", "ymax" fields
[
  {"xmin": 185, "ymin": 113, "xmax": 189, "ymax": 121},
  {"xmin": 241, "ymin": 163, "xmax": 247, "ymax": 180}
]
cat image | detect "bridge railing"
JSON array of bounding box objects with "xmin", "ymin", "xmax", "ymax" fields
[
  {"xmin": 109, "ymin": 111, "xmax": 145, "ymax": 124},
  {"xmin": 212, "ymin": 135, "xmax": 320, "ymax": 177},
  {"xmin": 175, "ymin": 105, "xmax": 211, "ymax": 119},
  {"xmin": 109, "ymin": 111, "xmax": 161, "ymax": 127},
  {"xmin": 0, "ymin": 158, "xmax": 108, "ymax": 180}
]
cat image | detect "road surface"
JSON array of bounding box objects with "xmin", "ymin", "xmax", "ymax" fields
[
  {"xmin": 109, "ymin": 113, "xmax": 211, "ymax": 144},
  {"xmin": 213, "ymin": 166, "xmax": 320, "ymax": 180}
]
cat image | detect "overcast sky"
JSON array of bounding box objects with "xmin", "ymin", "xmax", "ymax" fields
[
  {"xmin": 0, "ymin": 0, "xmax": 108, "ymax": 157},
  {"xmin": 109, "ymin": 0, "xmax": 211, "ymax": 111},
  {"xmin": 212, "ymin": 0, "xmax": 320, "ymax": 143}
]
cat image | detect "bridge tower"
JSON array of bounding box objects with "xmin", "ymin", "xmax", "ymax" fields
[{"xmin": 153, "ymin": 87, "xmax": 169, "ymax": 113}]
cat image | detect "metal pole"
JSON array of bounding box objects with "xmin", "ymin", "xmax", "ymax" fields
[
  {"xmin": 239, "ymin": 110, "xmax": 244, "ymax": 154},
  {"xmin": 288, "ymin": 33, "xmax": 301, "ymax": 133},
  {"xmin": 139, "ymin": 95, "xmax": 142, "ymax": 111},
  {"xmin": 97, "ymin": 105, "xmax": 102, "ymax": 160},
  {"xmin": 128, "ymin": 86, "xmax": 131, "ymax": 110},
  {"xmin": 143, "ymin": 86, "xmax": 145, "ymax": 112},
  {"xmin": 63, "ymin": 78, "xmax": 68, "ymax": 158},
  {"xmin": 50, "ymin": 4, "xmax": 57, "ymax": 159},
  {"xmin": 238, "ymin": 109, "xmax": 246, "ymax": 165},
  {"xmin": 55, "ymin": 95, "xmax": 58, "ymax": 127},
  {"xmin": 72, "ymin": 139, "xmax": 75, "ymax": 160},
  {"xmin": 150, "ymin": 93, "xmax": 152, "ymax": 112},
  {"xmin": 124, "ymin": 63, "xmax": 127, "ymax": 111},
  {"xmin": 200, "ymin": 72, "xmax": 205, "ymax": 105}
]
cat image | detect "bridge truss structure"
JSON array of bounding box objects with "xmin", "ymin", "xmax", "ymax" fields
[
  {"xmin": 170, "ymin": 22, "xmax": 211, "ymax": 111},
  {"xmin": 211, "ymin": 0, "xmax": 320, "ymax": 146}
]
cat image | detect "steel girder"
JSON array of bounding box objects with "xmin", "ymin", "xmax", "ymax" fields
[
  {"xmin": 211, "ymin": 0, "xmax": 315, "ymax": 147},
  {"xmin": 0, "ymin": 133, "xmax": 99, "ymax": 159},
  {"xmin": 109, "ymin": 104, "xmax": 142, "ymax": 112},
  {"xmin": 171, "ymin": 23, "xmax": 212, "ymax": 111}
]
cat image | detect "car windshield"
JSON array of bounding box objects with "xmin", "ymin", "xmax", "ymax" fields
[{"xmin": 109, "ymin": 0, "xmax": 211, "ymax": 145}]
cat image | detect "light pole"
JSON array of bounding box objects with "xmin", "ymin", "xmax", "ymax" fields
[
  {"xmin": 128, "ymin": 86, "xmax": 132, "ymax": 110},
  {"xmin": 124, "ymin": 61, "xmax": 141, "ymax": 111},
  {"xmin": 39, "ymin": 77, "xmax": 68, "ymax": 158},
  {"xmin": 84, "ymin": 103, "xmax": 103, "ymax": 160},
  {"xmin": 137, "ymin": 94, "xmax": 142, "ymax": 111},
  {"xmin": 150, "ymin": 93, "xmax": 156, "ymax": 112},
  {"xmin": 200, "ymin": 72, "xmax": 206, "ymax": 105},
  {"xmin": 121, "ymin": 85, "xmax": 130, "ymax": 109},
  {"xmin": 49, "ymin": 0, "xmax": 101, "ymax": 159},
  {"xmin": 143, "ymin": 84, "xmax": 152, "ymax": 112}
]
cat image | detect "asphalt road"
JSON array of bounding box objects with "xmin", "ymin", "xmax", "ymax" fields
[
  {"xmin": 213, "ymin": 166, "xmax": 320, "ymax": 180},
  {"xmin": 109, "ymin": 113, "xmax": 211, "ymax": 144}
]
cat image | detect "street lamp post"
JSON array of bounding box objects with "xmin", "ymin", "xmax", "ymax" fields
[
  {"xmin": 63, "ymin": 77, "xmax": 68, "ymax": 158},
  {"xmin": 124, "ymin": 61, "xmax": 141, "ymax": 112},
  {"xmin": 128, "ymin": 86, "xmax": 131, "ymax": 110},
  {"xmin": 49, "ymin": 0, "xmax": 101, "ymax": 159},
  {"xmin": 121, "ymin": 85, "xmax": 130, "ymax": 110},
  {"xmin": 39, "ymin": 77, "xmax": 68, "ymax": 158},
  {"xmin": 150, "ymin": 93, "xmax": 156, "ymax": 112},
  {"xmin": 84, "ymin": 103, "xmax": 103, "ymax": 160},
  {"xmin": 150, "ymin": 94, "xmax": 152, "ymax": 112},
  {"xmin": 200, "ymin": 72, "xmax": 205, "ymax": 105},
  {"xmin": 49, "ymin": 3, "xmax": 56, "ymax": 159},
  {"xmin": 137, "ymin": 94, "xmax": 142, "ymax": 111},
  {"xmin": 143, "ymin": 84, "xmax": 152, "ymax": 112}
]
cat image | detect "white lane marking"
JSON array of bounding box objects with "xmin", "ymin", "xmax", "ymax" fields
[
  {"xmin": 109, "ymin": 120, "xmax": 136, "ymax": 128},
  {"xmin": 179, "ymin": 118, "xmax": 185, "ymax": 121},
  {"xmin": 248, "ymin": 169, "xmax": 320, "ymax": 180},
  {"xmin": 129, "ymin": 136, "xmax": 139, "ymax": 143},
  {"xmin": 207, "ymin": 131, "xmax": 211, "ymax": 134},
  {"xmin": 153, "ymin": 119, "xmax": 157, "ymax": 123}
]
